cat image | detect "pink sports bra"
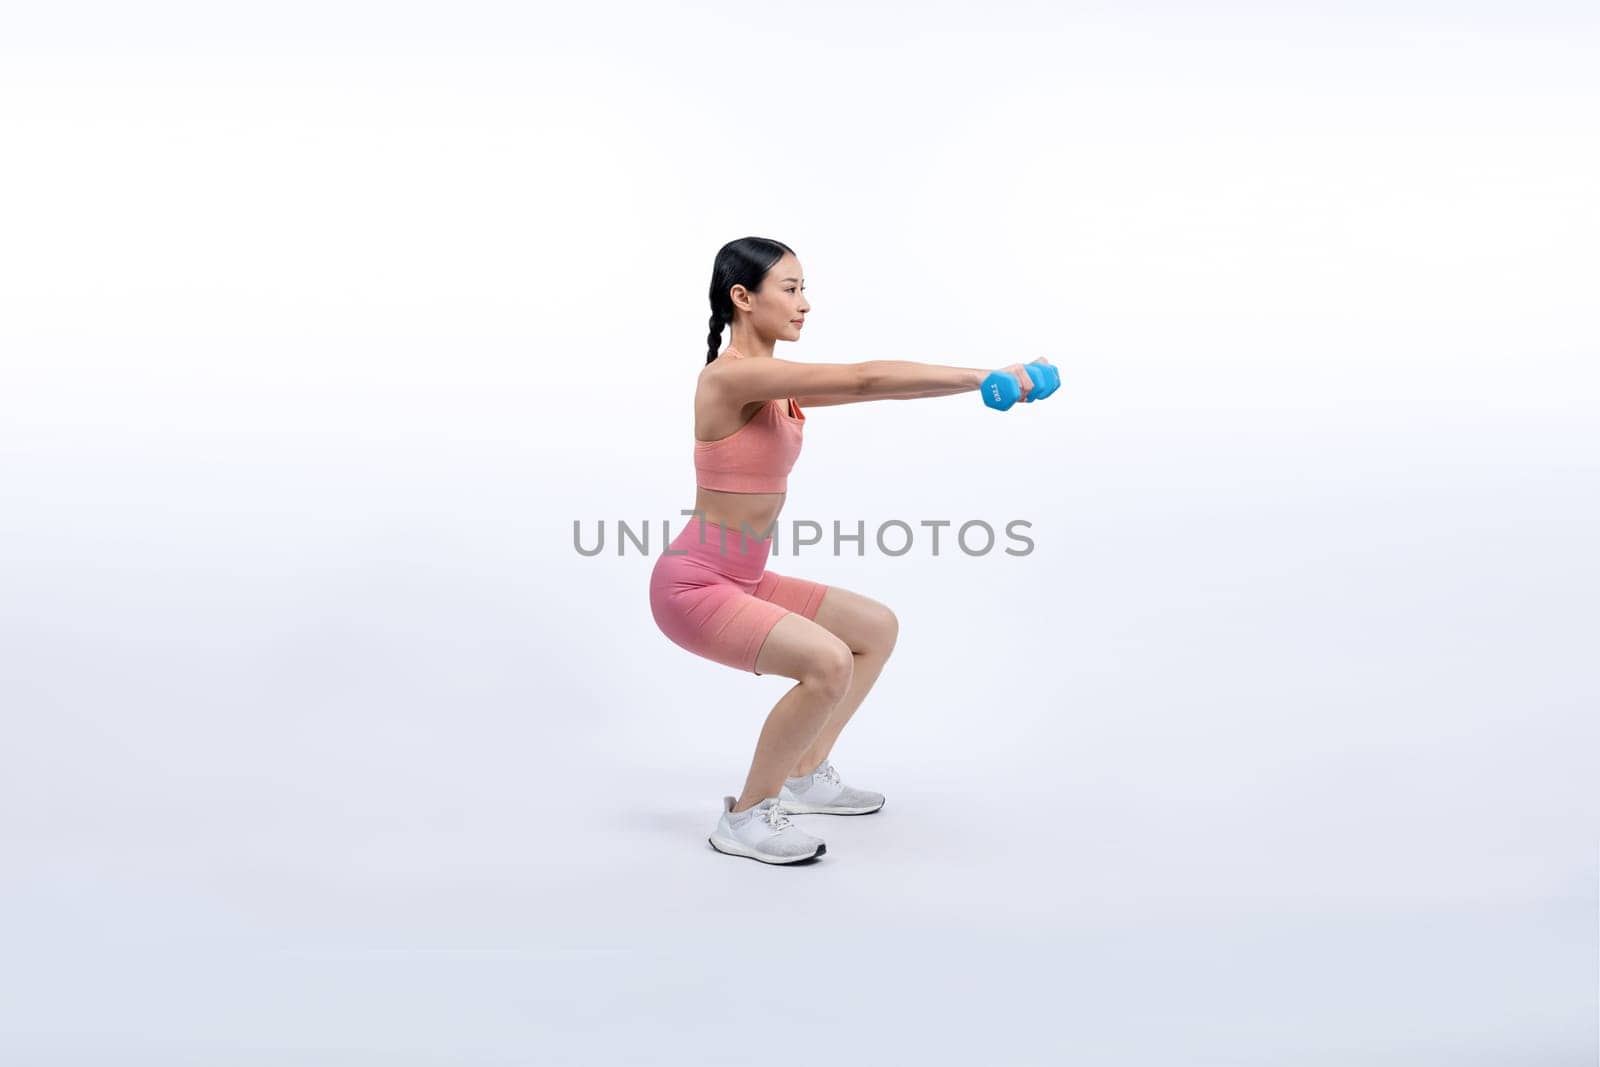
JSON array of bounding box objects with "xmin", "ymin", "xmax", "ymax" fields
[{"xmin": 694, "ymin": 347, "xmax": 806, "ymax": 494}]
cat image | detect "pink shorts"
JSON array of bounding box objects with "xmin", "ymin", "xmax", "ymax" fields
[{"xmin": 649, "ymin": 517, "xmax": 829, "ymax": 675}]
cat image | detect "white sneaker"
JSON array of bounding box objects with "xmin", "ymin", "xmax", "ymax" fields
[
  {"xmin": 777, "ymin": 759, "xmax": 885, "ymax": 815},
  {"xmin": 708, "ymin": 795, "xmax": 827, "ymax": 864}
]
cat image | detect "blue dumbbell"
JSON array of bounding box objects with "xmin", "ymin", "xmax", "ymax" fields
[{"xmin": 981, "ymin": 361, "xmax": 1059, "ymax": 410}]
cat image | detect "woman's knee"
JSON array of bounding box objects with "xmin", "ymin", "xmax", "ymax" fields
[
  {"xmin": 850, "ymin": 599, "xmax": 898, "ymax": 657},
  {"xmin": 876, "ymin": 604, "xmax": 899, "ymax": 654},
  {"xmin": 804, "ymin": 638, "xmax": 855, "ymax": 702}
]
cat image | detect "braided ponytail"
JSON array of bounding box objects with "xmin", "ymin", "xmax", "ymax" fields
[
  {"xmin": 704, "ymin": 237, "xmax": 794, "ymax": 365},
  {"xmin": 705, "ymin": 310, "xmax": 727, "ymax": 365}
]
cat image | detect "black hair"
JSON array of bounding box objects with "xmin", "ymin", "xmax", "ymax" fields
[{"xmin": 705, "ymin": 236, "xmax": 796, "ymax": 364}]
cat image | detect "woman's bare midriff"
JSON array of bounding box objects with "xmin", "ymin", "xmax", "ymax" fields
[{"xmin": 692, "ymin": 486, "xmax": 787, "ymax": 540}]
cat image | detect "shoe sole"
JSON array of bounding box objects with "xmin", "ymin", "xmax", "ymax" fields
[
  {"xmin": 776, "ymin": 798, "xmax": 885, "ymax": 816},
  {"xmin": 707, "ymin": 834, "xmax": 826, "ymax": 864}
]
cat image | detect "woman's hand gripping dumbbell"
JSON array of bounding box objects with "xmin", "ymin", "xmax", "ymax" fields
[{"xmin": 981, "ymin": 358, "xmax": 1060, "ymax": 410}]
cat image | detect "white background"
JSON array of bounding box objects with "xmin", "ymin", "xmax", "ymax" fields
[{"xmin": 2, "ymin": 2, "xmax": 1596, "ymax": 1063}]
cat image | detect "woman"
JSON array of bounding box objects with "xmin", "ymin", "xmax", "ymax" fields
[{"xmin": 648, "ymin": 236, "xmax": 1044, "ymax": 865}]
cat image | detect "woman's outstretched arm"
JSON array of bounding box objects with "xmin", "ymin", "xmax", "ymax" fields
[{"xmin": 797, "ymin": 361, "xmax": 988, "ymax": 406}]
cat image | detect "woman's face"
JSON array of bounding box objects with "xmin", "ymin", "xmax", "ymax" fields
[{"xmin": 734, "ymin": 253, "xmax": 809, "ymax": 340}]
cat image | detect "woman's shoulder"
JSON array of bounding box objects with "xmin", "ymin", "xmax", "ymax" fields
[
  {"xmin": 697, "ymin": 354, "xmax": 769, "ymax": 398},
  {"xmin": 694, "ymin": 364, "xmax": 770, "ymax": 440}
]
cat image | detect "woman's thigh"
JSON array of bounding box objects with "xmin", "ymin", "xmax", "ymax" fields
[
  {"xmin": 649, "ymin": 566, "xmax": 790, "ymax": 674},
  {"xmin": 749, "ymin": 571, "xmax": 896, "ymax": 679},
  {"xmin": 752, "ymin": 568, "xmax": 828, "ymax": 621},
  {"xmin": 651, "ymin": 556, "xmax": 891, "ymax": 680},
  {"xmin": 751, "ymin": 611, "xmax": 854, "ymax": 687},
  {"xmin": 746, "ymin": 567, "xmax": 843, "ymax": 679},
  {"xmin": 807, "ymin": 583, "xmax": 899, "ymax": 656}
]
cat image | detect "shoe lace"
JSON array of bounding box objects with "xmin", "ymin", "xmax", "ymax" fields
[
  {"xmin": 815, "ymin": 760, "xmax": 841, "ymax": 787},
  {"xmin": 761, "ymin": 801, "xmax": 794, "ymax": 831}
]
